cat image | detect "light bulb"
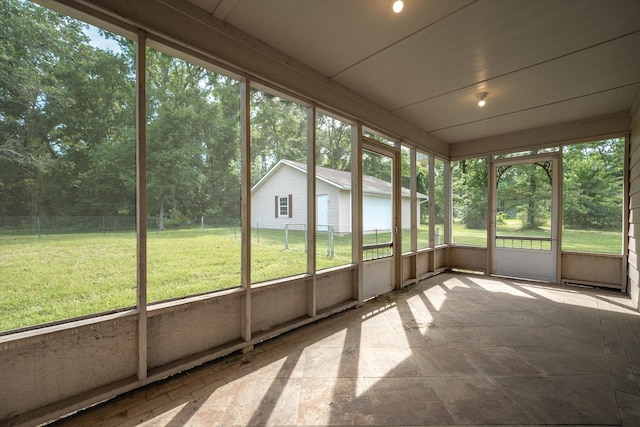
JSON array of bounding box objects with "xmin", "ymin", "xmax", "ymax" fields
[
  {"xmin": 476, "ymin": 91, "xmax": 488, "ymax": 107},
  {"xmin": 393, "ymin": 0, "xmax": 404, "ymax": 13}
]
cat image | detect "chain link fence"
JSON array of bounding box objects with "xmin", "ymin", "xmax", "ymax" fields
[{"xmin": 0, "ymin": 216, "xmax": 240, "ymax": 236}]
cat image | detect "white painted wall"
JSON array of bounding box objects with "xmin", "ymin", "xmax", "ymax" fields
[
  {"xmin": 316, "ymin": 179, "xmax": 343, "ymax": 232},
  {"xmin": 362, "ymin": 194, "xmax": 392, "ymax": 231},
  {"xmin": 251, "ymin": 165, "xmax": 307, "ymax": 230},
  {"xmin": 338, "ymin": 189, "xmax": 352, "ymax": 234}
]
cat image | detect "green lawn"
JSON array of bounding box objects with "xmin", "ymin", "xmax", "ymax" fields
[
  {"xmin": 451, "ymin": 219, "xmax": 622, "ymax": 254},
  {"xmin": 0, "ymin": 222, "xmax": 622, "ymax": 331}
]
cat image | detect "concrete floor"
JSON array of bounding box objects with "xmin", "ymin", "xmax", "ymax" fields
[{"xmin": 49, "ymin": 273, "xmax": 640, "ymax": 426}]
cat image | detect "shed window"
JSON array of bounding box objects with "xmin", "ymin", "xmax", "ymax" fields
[{"xmin": 275, "ymin": 194, "xmax": 292, "ymax": 218}]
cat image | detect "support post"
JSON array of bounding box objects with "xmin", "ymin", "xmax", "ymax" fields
[
  {"xmin": 307, "ymin": 106, "xmax": 317, "ymax": 317},
  {"xmin": 136, "ymin": 29, "xmax": 148, "ymax": 381},
  {"xmin": 352, "ymin": 123, "xmax": 364, "ymax": 304},
  {"xmin": 240, "ymin": 78, "xmax": 252, "ymax": 342}
]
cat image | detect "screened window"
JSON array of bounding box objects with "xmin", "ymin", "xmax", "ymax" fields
[
  {"xmin": 316, "ymin": 112, "xmax": 352, "ymax": 270},
  {"xmin": 0, "ymin": 2, "xmax": 136, "ymax": 331},
  {"xmin": 146, "ymin": 45, "xmax": 242, "ymax": 302},
  {"xmin": 416, "ymin": 151, "xmax": 430, "ymax": 249},
  {"xmin": 562, "ymin": 138, "xmax": 624, "ymax": 254},
  {"xmin": 401, "ymin": 146, "xmax": 412, "ymax": 253},
  {"xmin": 452, "ymin": 157, "xmax": 488, "ymax": 246},
  {"xmin": 250, "ymin": 88, "xmax": 308, "ymax": 282},
  {"xmin": 434, "ymin": 158, "xmax": 445, "ymax": 246}
]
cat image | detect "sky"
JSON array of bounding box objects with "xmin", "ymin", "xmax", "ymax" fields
[{"xmin": 83, "ymin": 24, "xmax": 122, "ymax": 53}]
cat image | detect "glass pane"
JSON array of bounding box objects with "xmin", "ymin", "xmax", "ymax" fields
[
  {"xmin": 363, "ymin": 129, "xmax": 395, "ymax": 147},
  {"xmin": 401, "ymin": 146, "xmax": 412, "ymax": 253},
  {"xmin": 250, "ymin": 89, "xmax": 308, "ymax": 282},
  {"xmin": 362, "ymin": 149, "xmax": 393, "ymax": 260},
  {"xmin": 493, "ymin": 147, "xmax": 559, "ymax": 159},
  {"xmin": 452, "ymin": 158, "xmax": 488, "ymax": 246},
  {"xmin": 496, "ymin": 162, "xmax": 552, "ymax": 250},
  {"xmin": 316, "ymin": 113, "xmax": 352, "ymax": 270},
  {"xmin": 0, "ymin": 2, "xmax": 136, "ymax": 331},
  {"xmin": 433, "ymin": 158, "xmax": 445, "ymax": 245},
  {"xmin": 146, "ymin": 47, "xmax": 241, "ymax": 302},
  {"xmin": 416, "ymin": 151, "xmax": 430, "ymax": 249},
  {"xmin": 562, "ymin": 138, "xmax": 623, "ymax": 254}
]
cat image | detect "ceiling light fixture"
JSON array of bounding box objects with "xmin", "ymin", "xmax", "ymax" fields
[
  {"xmin": 476, "ymin": 91, "xmax": 488, "ymax": 107},
  {"xmin": 392, "ymin": 0, "xmax": 404, "ymax": 13}
]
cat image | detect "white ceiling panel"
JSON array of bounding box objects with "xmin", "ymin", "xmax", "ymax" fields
[
  {"xmin": 216, "ymin": 0, "xmax": 473, "ymax": 77},
  {"xmin": 185, "ymin": 0, "xmax": 640, "ymax": 146},
  {"xmin": 397, "ymin": 33, "xmax": 640, "ymax": 133},
  {"xmin": 334, "ymin": 0, "xmax": 640, "ymax": 111},
  {"xmin": 434, "ymin": 84, "xmax": 640, "ymax": 143}
]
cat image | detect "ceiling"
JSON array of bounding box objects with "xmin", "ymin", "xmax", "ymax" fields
[{"xmin": 185, "ymin": 0, "xmax": 640, "ymax": 145}]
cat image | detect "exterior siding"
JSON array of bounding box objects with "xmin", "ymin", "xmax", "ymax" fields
[
  {"xmin": 338, "ymin": 189, "xmax": 352, "ymax": 234},
  {"xmin": 316, "ymin": 179, "xmax": 342, "ymax": 232},
  {"xmin": 252, "ymin": 165, "xmax": 307, "ymax": 230},
  {"xmin": 629, "ymin": 98, "xmax": 640, "ymax": 311},
  {"xmin": 252, "ymin": 161, "xmax": 420, "ymax": 235}
]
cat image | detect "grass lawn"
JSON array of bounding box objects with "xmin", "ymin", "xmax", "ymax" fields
[
  {"xmin": 452, "ymin": 219, "xmax": 622, "ymax": 253},
  {"xmin": 0, "ymin": 221, "xmax": 622, "ymax": 332}
]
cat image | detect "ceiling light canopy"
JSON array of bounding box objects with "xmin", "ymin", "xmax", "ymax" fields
[
  {"xmin": 476, "ymin": 91, "xmax": 488, "ymax": 107},
  {"xmin": 392, "ymin": 0, "xmax": 404, "ymax": 13}
]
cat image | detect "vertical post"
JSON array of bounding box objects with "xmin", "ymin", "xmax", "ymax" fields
[
  {"xmin": 285, "ymin": 224, "xmax": 289, "ymax": 249},
  {"xmin": 444, "ymin": 160, "xmax": 452, "ymax": 245},
  {"xmin": 487, "ymin": 157, "xmax": 496, "ymax": 276},
  {"xmin": 307, "ymin": 106, "xmax": 316, "ymax": 317},
  {"xmin": 622, "ymin": 134, "xmax": 630, "ymax": 293},
  {"xmin": 393, "ymin": 142, "xmax": 402, "ymax": 289},
  {"xmin": 240, "ymin": 78, "xmax": 252, "ymax": 342},
  {"xmin": 428, "ymin": 155, "xmax": 436, "ymax": 272},
  {"xmin": 136, "ymin": 30, "xmax": 148, "ymax": 381},
  {"xmin": 554, "ymin": 154, "xmax": 562, "ymax": 284},
  {"xmin": 410, "ymin": 148, "xmax": 417, "ymax": 253},
  {"xmin": 352, "ymin": 123, "xmax": 363, "ymax": 304}
]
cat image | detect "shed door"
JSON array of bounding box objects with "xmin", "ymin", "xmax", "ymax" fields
[{"xmin": 317, "ymin": 194, "xmax": 329, "ymax": 231}]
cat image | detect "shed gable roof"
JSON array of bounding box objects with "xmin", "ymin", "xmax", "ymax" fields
[{"xmin": 252, "ymin": 159, "xmax": 426, "ymax": 199}]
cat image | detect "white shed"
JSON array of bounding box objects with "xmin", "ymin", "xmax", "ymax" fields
[{"xmin": 251, "ymin": 160, "xmax": 425, "ymax": 233}]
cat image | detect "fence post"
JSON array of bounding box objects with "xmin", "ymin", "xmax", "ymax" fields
[
  {"xmin": 201, "ymin": 216, "xmax": 204, "ymax": 233},
  {"xmin": 285, "ymin": 224, "xmax": 289, "ymax": 250},
  {"xmin": 36, "ymin": 216, "xmax": 41, "ymax": 238}
]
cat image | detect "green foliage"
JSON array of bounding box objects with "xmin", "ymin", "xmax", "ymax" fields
[
  {"xmin": 563, "ymin": 139, "xmax": 623, "ymax": 230},
  {"xmin": 316, "ymin": 113, "xmax": 351, "ymax": 171},
  {"xmin": 250, "ymin": 90, "xmax": 307, "ymax": 184},
  {"xmin": 452, "ymin": 158, "xmax": 488, "ymax": 229}
]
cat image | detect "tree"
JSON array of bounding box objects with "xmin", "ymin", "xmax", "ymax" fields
[
  {"xmin": 0, "ymin": 0, "xmax": 136, "ymax": 217},
  {"xmin": 316, "ymin": 114, "xmax": 351, "ymax": 171},
  {"xmin": 452, "ymin": 158, "xmax": 488, "ymax": 229},
  {"xmin": 563, "ymin": 139, "xmax": 623, "ymax": 230},
  {"xmin": 250, "ymin": 90, "xmax": 307, "ymax": 184}
]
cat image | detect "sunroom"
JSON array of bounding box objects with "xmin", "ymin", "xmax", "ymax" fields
[{"xmin": 1, "ymin": 0, "xmax": 639, "ymax": 426}]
